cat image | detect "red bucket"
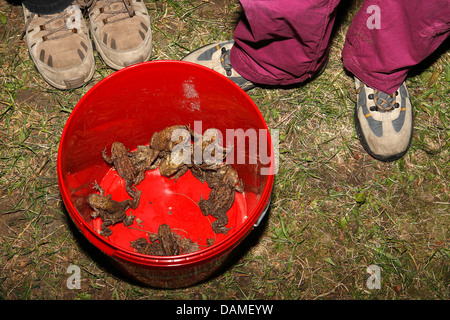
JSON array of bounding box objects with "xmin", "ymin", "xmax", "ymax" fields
[{"xmin": 57, "ymin": 61, "xmax": 274, "ymax": 288}]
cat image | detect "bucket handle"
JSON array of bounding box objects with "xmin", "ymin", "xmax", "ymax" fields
[{"xmin": 254, "ymin": 193, "xmax": 271, "ymax": 228}]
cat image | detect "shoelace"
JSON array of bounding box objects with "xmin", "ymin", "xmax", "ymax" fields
[
  {"xmin": 357, "ymin": 84, "xmax": 400, "ymax": 112},
  {"xmin": 91, "ymin": 0, "xmax": 136, "ymax": 25},
  {"xmin": 23, "ymin": 11, "xmax": 83, "ymax": 42},
  {"xmin": 21, "ymin": 0, "xmax": 134, "ymax": 40},
  {"xmin": 220, "ymin": 47, "xmax": 233, "ymax": 76}
]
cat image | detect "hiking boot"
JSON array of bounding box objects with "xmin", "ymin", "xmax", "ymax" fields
[
  {"xmin": 354, "ymin": 78, "xmax": 414, "ymax": 162},
  {"xmin": 88, "ymin": 0, "xmax": 152, "ymax": 69},
  {"xmin": 23, "ymin": 4, "xmax": 95, "ymax": 89},
  {"xmin": 181, "ymin": 40, "xmax": 256, "ymax": 92},
  {"xmin": 182, "ymin": 40, "xmax": 328, "ymax": 92}
]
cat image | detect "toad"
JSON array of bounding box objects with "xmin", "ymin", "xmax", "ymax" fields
[
  {"xmin": 131, "ymin": 224, "xmax": 179, "ymax": 256},
  {"xmin": 87, "ymin": 182, "xmax": 140, "ymax": 237},
  {"xmin": 190, "ymin": 163, "xmax": 206, "ymax": 183},
  {"xmin": 150, "ymin": 125, "xmax": 191, "ymax": 158},
  {"xmin": 221, "ymin": 165, "xmax": 244, "ymax": 193},
  {"xmin": 198, "ymin": 181, "xmax": 235, "ymax": 235},
  {"xmin": 129, "ymin": 144, "xmax": 159, "ymax": 173},
  {"xmin": 153, "ymin": 223, "xmax": 179, "ymax": 256},
  {"xmin": 202, "ymin": 163, "xmax": 244, "ymax": 193},
  {"xmin": 102, "ymin": 142, "xmax": 143, "ymax": 198},
  {"xmin": 159, "ymin": 146, "xmax": 190, "ymax": 181},
  {"xmin": 191, "ymin": 127, "xmax": 231, "ymax": 165},
  {"xmin": 130, "ymin": 237, "xmax": 165, "ymax": 255}
]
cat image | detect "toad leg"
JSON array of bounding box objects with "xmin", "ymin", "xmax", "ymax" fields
[
  {"xmin": 100, "ymin": 221, "xmax": 113, "ymax": 236},
  {"xmin": 101, "ymin": 148, "xmax": 113, "ymax": 164}
]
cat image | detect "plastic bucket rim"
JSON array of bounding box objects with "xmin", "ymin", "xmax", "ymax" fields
[{"xmin": 57, "ymin": 60, "xmax": 275, "ymax": 266}]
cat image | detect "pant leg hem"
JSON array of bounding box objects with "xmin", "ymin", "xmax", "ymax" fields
[
  {"xmin": 230, "ymin": 45, "xmax": 321, "ymax": 87},
  {"xmin": 342, "ymin": 47, "xmax": 405, "ymax": 94}
]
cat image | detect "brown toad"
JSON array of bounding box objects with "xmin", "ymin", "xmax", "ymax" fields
[
  {"xmin": 130, "ymin": 237, "xmax": 165, "ymax": 255},
  {"xmin": 202, "ymin": 163, "xmax": 244, "ymax": 193},
  {"xmin": 159, "ymin": 146, "xmax": 190, "ymax": 181},
  {"xmin": 189, "ymin": 163, "xmax": 206, "ymax": 183},
  {"xmin": 87, "ymin": 182, "xmax": 140, "ymax": 237},
  {"xmin": 150, "ymin": 125, "xmax": 191, "ymax": 157},
  {"xmin": 102, "ymin": 142, "xmax": 143, "ymax": 198},
  {"xmin": 154, "ymin": 223, "xmax": 179, "ymax": 256},
  {"xmin": 131, "ymin": 224, "xmax": 179, "ymax": 256},
  {"xmin": 191, "ymin": 128, "xmax": 231, "ymax": 165},
  {"xmin": 129, "ymin": 144, "xmax": 159, "ymax": 173},
  {"xmin": 198, "ymin": 182, "xmax": 235, "ymax": 235}
]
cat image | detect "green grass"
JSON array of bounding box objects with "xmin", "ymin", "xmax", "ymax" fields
[{"xmin": 0, "ymin": 0, "xmax": 449, "ymax": 300}]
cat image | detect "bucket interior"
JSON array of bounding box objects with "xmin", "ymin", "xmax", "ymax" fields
[{"xmin": 58, "ymin": 61, "xmax": 273, "ymax": 256}]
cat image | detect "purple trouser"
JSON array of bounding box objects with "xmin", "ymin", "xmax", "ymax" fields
[{"xmin": 230, "ymin": 0, "xmax": 450, "ymax": 94}]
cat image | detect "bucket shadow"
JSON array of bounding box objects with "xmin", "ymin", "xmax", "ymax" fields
[
  {"xmin": 195, "ymin": 205, "xmax": 272, "ymax": 286},
  {"xmin": 62, "ymin": 199, "xmax": 272, "ymax": 289},
  {"xmin": 61, "ymin": 203, "xmax": 143, "ymax": 285},
  {"xmin": 408, "ymin": 37, "xmax": 449, "ymax": 78}
]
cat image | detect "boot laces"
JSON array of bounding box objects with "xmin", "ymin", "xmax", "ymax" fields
[
  {"xmin": 91, "ymin": 0, "xmax": 136, "ymax": 25},
  {"xmin": 22, "ymin": 3, "xmax": 85, "ymax": 41},
  {"xmin": 357, "ymin": 84, "xmax": 400, "ymax": 112},
  {"xmin": 220, "ymin": 47, "xmax": 233, "ymax": 76}
]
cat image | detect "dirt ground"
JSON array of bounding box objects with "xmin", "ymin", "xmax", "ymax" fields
[{"xmin": 1, "ymin": 0, "xmax": 449, "ymax": 300}]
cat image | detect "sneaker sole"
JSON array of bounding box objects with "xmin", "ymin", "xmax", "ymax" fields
[
  {"xmin": 90, "ymin": 33, "xmax": 152, "ymax": 70},
  {"xmin": 28, "ymin": 51, "xmax": 95, "ymax": 90}
]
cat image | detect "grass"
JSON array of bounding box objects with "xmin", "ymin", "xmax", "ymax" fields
[{"xmin": 0, "ymin": 0, "xmax": 449, "ymax": 300}]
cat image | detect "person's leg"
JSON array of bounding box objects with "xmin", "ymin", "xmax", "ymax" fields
[
  {"xmin": 343, "ymin": 0, "xmax": 449, "ymax": 161},
  {"xmin": 22, "ymin": 0, "xmax": 73, "ymax": 15},
  {"xmin": 230, "ymin": 0, "xmax": 341, "ymax": 86},
  {"xmin": 182, "ymin": 0, "xmax": 341, "ymax": 90},
  {"xmin": 342, "ymin": 0, "xmax": 450, "ymax": 94}
]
